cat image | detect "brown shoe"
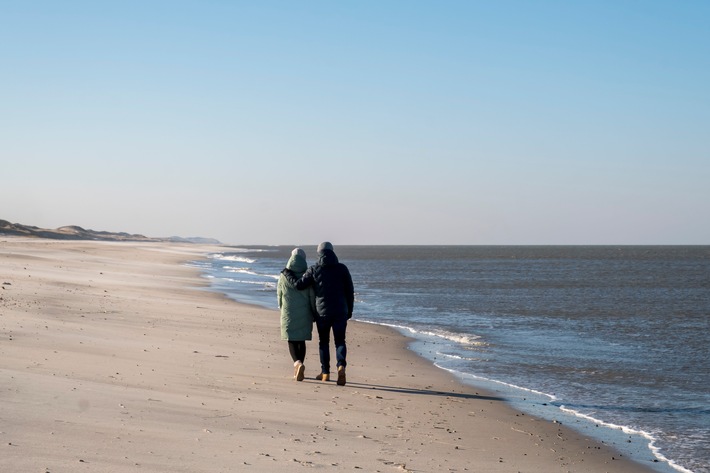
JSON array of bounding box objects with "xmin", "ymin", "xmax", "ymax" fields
[
  {"xmin": 337, "ymin": 366, "xmax": 346, "ymax": 386},
  {"xmin": 315, "ymin": 372, "xmax": 329, "ymax": 382},
  {"xmin": 296, "ymin": 363, "xmax": 305, "ymax": 382}
]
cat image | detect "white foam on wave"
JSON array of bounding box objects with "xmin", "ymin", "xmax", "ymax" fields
[
  {"xmin": 364, "ymin": 317, "xmax": 695, "ymax": 473},
  {"xmin": 361, "ymin": 320, "xmax": 483, "ymax": 346},
  {"xmin": 223, "ymin": 266, "xmax": 258, "ymax": 276},
  {"xmin": 443, "ymin": 365, "xmax": 692, "ymax": 473},
  {"xmin": 221, "ymin": 262, "xmax": 279, "ymax": 277},
  {"xmin": 556, "ymin": 406, "xmax": 694, "ymax": 473},
  {"xmin": 211, "ymin": 253, "xmax": 256, "ymax": 264},
  {"xmin": 435, "ymin": 351, "xmax": 484, "ymax": 362},
  {"xmin": 216, "ymin": 277, "xmax": 276, "ymax": 288},
  {"xmin": 440, "ymin": 366, "xmax": 557, "ymax": 401}
]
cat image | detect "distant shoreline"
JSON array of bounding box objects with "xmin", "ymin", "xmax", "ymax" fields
[{"xmin": 0, "ymin": 219, "xmax": 219, "ymax": 244}]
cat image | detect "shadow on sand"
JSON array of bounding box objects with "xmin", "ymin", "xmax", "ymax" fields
[{"xmin": 335, "ymin": 381, "xmax": 506, "ymax": 402}]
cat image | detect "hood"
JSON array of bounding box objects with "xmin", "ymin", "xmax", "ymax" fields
[
  {"xmin": 286, "ymin": 253, "xmax": 308, "ymax": 273},
  {"xmin": 318, "ymin": 248, "xmax": 339, "ymax": 266}
]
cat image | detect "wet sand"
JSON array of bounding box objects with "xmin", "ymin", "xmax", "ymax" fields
[{"xmin": 0, "ymin": 238, "xmax": 657, "ymax": 472}]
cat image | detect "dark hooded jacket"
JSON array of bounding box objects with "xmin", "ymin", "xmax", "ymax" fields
[{"xmin": 283, "ymin": 249, "xmax": 354, "ymax": 320}]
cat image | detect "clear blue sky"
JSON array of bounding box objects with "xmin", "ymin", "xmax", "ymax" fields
[{"xmin": 2, "ymin": 1, "xmax": 708, "ymax": 245}]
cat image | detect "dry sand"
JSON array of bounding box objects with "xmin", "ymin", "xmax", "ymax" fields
[{"xmin": 0, "ymin": 238, "xmax": 658, "ymax": 472}]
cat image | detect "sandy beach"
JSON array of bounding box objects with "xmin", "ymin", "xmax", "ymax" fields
[{"xmin": 0, "ymin": 239, "xmax": 658, "ymax": 472}]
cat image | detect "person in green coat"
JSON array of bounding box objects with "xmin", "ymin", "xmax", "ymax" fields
[{"xmin": 277, "ymin": 248, "xmax": 317, "ymax": 381}]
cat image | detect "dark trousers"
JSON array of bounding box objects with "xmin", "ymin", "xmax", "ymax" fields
[
  {"xmin": 288, "ymin": 340, "xmax": 307, "ymax": 363},
  {"xmin": 315, "ymin": 317, "xmax": 347, "ymax": 374}
]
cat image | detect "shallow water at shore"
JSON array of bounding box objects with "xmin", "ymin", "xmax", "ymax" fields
[{"xmin": 191, "ymin": 245, "xmax": 710, "ymax": 473}]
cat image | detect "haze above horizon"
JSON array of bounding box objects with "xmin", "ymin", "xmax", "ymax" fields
[{"xmin": 2, "ymin": 1, "xmax": 708, "ymax": 245}]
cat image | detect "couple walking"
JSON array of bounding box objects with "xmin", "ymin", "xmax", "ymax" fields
[{"xmin": 277, "ymin": 242, "xmax": 354, "ymax": 386}]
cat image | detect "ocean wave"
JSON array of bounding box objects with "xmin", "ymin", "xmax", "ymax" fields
[
  {"xmin": 435, "ymin": 351, "xmax": 484, "ymax": 362},
  {"xmin": 441, "ymin": 367, "xmax": 557, "ymax": 401},
  {"xmin": 442, "ymin": 364, "xmax": 692, "ymax": 473},
  {"xmin": 359, "ymin": 320, "xmax": 483, "ymax": 346},
  {"xmin": 556, "ymin": 406, "xmax": 693, "ymax": 473},
  {"xmin": 210, "ymin": 253, "xmax": 256, "ymax": 264},
  {"xmin": 214, "ymin": 277, "xmax": 276, "ymax": 288},
  {"xmin": 367, "ymin": 317, "xmax": 697, "ymax": 473},
  {"xmin": 364, "ymin": 317, "xmax": 694, "ymax": 473},
  {"xmin": 223, "ymin": 266, "xmax": 258, "ymax": 276}
]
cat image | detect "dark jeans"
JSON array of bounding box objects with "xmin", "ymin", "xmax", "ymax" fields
[
  {"xmin": 288, "ymin": 340, "xmax": 306, "ymax": 363},
  {"xmin": 315, "ymin": 317, "xmax": 347, "ymax": 374}
]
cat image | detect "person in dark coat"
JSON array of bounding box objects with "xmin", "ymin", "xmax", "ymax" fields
[{"xmin": 281, "ymin": 241, "xmax": 354, "ymax": 386}]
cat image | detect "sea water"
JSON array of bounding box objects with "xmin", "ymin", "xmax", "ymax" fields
[{"xmin": 188, "ymin": 246, "xmax": 710, "ymax": 473}]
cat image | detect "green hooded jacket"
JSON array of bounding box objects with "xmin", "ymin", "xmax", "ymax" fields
[{"xmin": 277, "ymin": 253, "xmax": 316, "ymax": 341}]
